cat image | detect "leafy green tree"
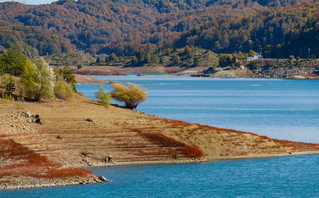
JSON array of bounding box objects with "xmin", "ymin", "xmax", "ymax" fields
[
  {"xmin": 0, "ymin": 60, "xmax": 4, "ymax": 76},
  {"xmin": 96, "ymin": 57, "xmax": 102, "ymax": 63},
  {"xmin": 0, "ymin": 49, "xmax": 28, "ymax": 76},
  {"xmin": 54, "ymin": 64, "xmax": 77, "ymax": 91},
  {"xmin": 95, "ymin": 84, "xmax": 112, "ymax": 107},
  {"xmin": 219, "ymin": 54, "xmax": 236, "ymax": 67},
  {"xmin": 111, "ymin": 83, "xmax": 147, "ymax": 109},
  {"xmin": 32, "ymin": 58, "xmax": 55, "ymax": 101},
  {"xmin": 20, "ymin": 58, "xmax": 37, "ymax": 100},
  {"xmin": 5, "ymin": 77, "xmax": 15, "ymax": 96},
  {"xmin": 136, "ymin": 49, "xmax": 146, "ymax": 63},
  {"xmin": 54, "ymin": 75, "xmax": 74, "ymax": 100},
  {"xmin": 193, "ymin": 57, "xmax": 199, "ymax": 66}
]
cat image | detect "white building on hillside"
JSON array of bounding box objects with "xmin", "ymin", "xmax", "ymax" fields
[{"xmin": 246, "ymin": 55, "xmax": 262, "ymax": 60}]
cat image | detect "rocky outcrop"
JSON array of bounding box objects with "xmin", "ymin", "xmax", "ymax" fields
[
  {"xmin": 202, "ymin": 67, "xmax": 217, "ymax": 74},
  {"xmin": 252, "ymin": 66, "xmax": 319, "ymax": 78},
  {"xmin": 137, "ymin": 73, "xmax": 147, "ymax": 76}
]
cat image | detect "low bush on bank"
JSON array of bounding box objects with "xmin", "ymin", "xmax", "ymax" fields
[
  {"xmin": 111, "ymin": 83, "xmax": 147, "ymax": 109},
  {"xmin": 95, "ymin": 84, "xmax": 112, "ymax": 107}
]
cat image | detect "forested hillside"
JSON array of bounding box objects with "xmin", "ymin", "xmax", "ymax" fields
[
  {"xmin": 0, "ymin": 0, "xmax": 318, "ymax": 57},
  {"xmin": 264, "ymin": 17, "xmax": 319, "ymax": 58},
  {"xmin": 172, "ymin": 2, "xmax": 319, "ymax": 54}
]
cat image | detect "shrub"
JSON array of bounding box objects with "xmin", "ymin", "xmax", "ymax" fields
[
  {"xmin": 54, "ymin": 64, "xmax": 77, "ymax": 92},
  {"xmin": 111, "ymin": 83, "xmax": 147, "ymax": 109},
  {"xmin": 54, "ymin": 76, "xmax": 74, "ymax": 100},
  {"xmin": 95, "ymin": 84, "xmax": 112, "ymax": 107}
]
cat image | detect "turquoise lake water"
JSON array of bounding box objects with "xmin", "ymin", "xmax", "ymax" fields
[
  {"xmin": 1, "ymin": 76, "xmax": 318, "ymax": 197},
  {"xmin": 78, "ymin": 75, "xmax": 319, "ymax": 143}
]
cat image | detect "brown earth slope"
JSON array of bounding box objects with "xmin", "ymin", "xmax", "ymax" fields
[{"xmin": 1, "ymin": 98, "xmax": 319, "ymax": 189}]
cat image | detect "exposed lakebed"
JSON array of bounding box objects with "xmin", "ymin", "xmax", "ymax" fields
[{"xmin": 1, "ymin": 75, "xmax": 318, "ymax": 197}]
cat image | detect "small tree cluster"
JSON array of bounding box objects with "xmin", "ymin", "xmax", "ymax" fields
[
  {"xmin": 133, "ymin": 48, "xmax": 154, "ymax": 65},
  {"xmin": 184, "ymin": 45, "xmax": 193, "ymax": 58},
  {"xmin": 0, "ymin": 49, "xmax": 29, "ymax": 76},
  {"xmin": 219, "ymin": 54, "xmax": 236, "ymax": 67},
  {"xmin": 54, "ymin": 75, "xmax": 74, "ymax": 100},
  {"xmin": 54, "ymin": 64, "xmax": 77, "ymax": 92},
  {"xmin": 0, "ymin": 49, "xmax": 77, "ymax": 101},
  {"xmin": 111, "ymin": 83, "xmax": 147, "ymax": 109}
]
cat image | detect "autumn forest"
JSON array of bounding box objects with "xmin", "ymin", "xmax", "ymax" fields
[{"xmin": 1, "ymin": 0, "xmax": 319, "ymax": 59}]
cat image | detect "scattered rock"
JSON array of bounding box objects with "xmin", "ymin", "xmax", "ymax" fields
[
  {"xmin": 26, "ymin": 114, "xmax": 42, "ymax": 124},
  {"xmin": 25, "ymin": 111, "xmax": 32, "ymax": 118},
  {"xmin": 56, "ymin": 136, "xmax": 62, "ymax": 140},
  {"xmin": 98, "ymin": 176, "xmax": 108, "ymax": 182},
  {"xmin": 202, "ymin": 67, "xmax": 217, "ymax": 74},
  {"xmin": 137, "ymin": 73, "xmax": 147, "ymax": 76},
  {"xmin": 86, "ymin": 118, "xmax": 93, "ymax": 122},
  {"xmin": 86, "ymin": 118, "xmax": 97, "ymax": 125}
]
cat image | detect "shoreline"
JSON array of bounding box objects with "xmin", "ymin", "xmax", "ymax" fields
[
  {"xmin": 75, "ymin": 74, "xmax": 162, "ymax": 85},
  {"xmin": 90, "ymin": 151, "xmax": 319, "ymax": 168},
  {"xmin": 2, "ymin": 152, "xmax": 319, "ymax": 191},
  {"xmin": 1, "ymin": 98, "xmax": 319, "ymax": 191},
  {"xmin": 71, "ymin": 64, "xmax": 319, "ymax": 80}
]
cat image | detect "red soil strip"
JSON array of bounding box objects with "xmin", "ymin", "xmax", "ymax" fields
[
  {"xmin": 157, "ymin": 118, "xmax": 319, "ymax": 150},
  {"xmin": 140, "ymin": 132, "xmax": 204, "ymax": 158},
  {"xmin": 0, "ymin": 139, "xmax": 94, "ymax": 180}
]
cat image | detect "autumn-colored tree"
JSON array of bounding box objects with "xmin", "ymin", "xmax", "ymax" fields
[
  {"xmin": 110, "ymin": 53, "xmax": 118, "ymax": 61},
  {"xmin": 174, "ymin": 55, "xmax": 181, "ymax": 65},
  {"xmin": 131, "ymin": 56, "xmax": 138, "ymax": 65},
  {"xmin": 249, "ymin": 50, "xmax": 256, "ymax": 57},
  {"xmin": 184, "ymin": 45, "xmax": 193, "ymax": 58},
  {"xmin": 219, "ymin": 54, "xmax": 236, "ymax": 67},
  {"xmin": 145, "ymin": 53, "xmax": 152, "ymax": 63},
  {"xmin": 111, "ymin": 83, "xmax": 147, "ymax": 109}
]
